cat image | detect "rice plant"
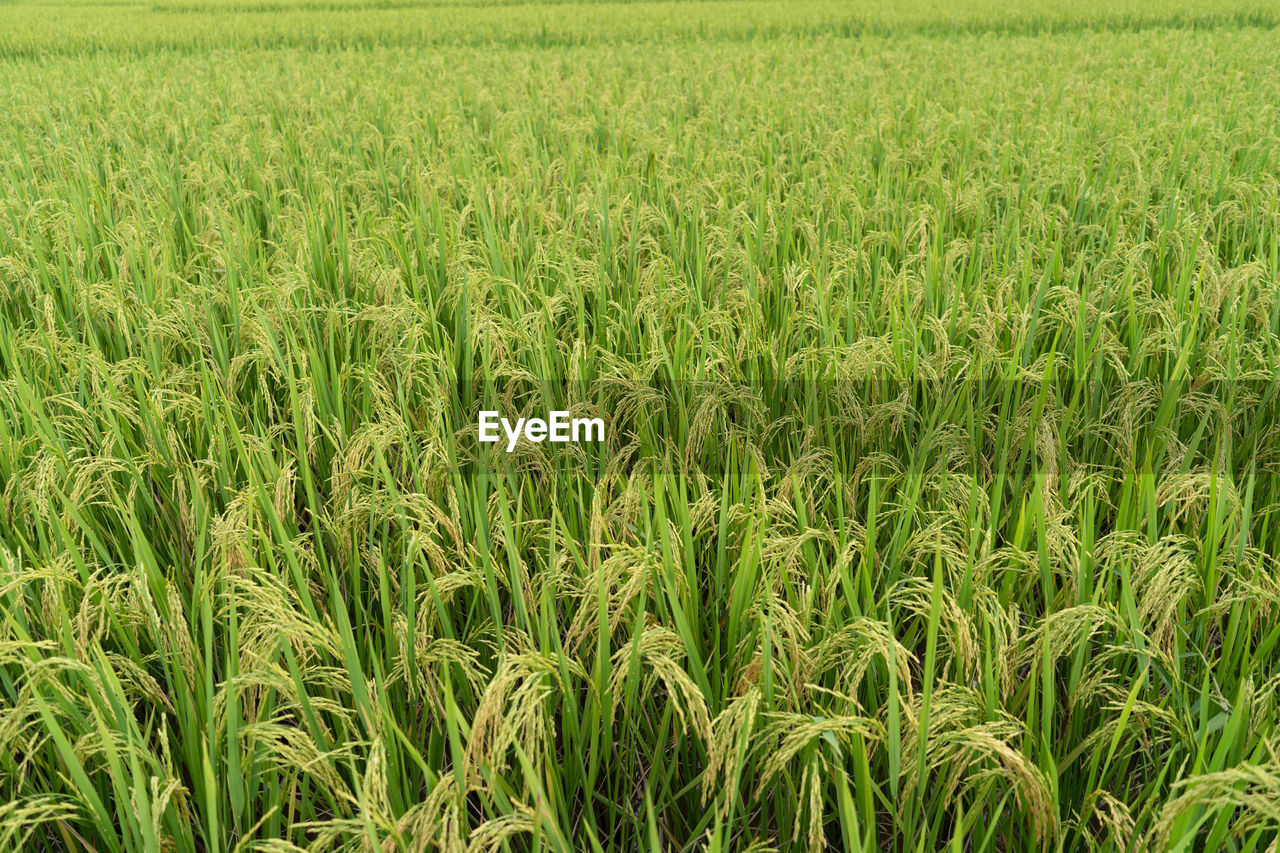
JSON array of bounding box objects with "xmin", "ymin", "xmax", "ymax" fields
[{"xmin": 1, "ymin": 2, "xmax": 1279, "ymax": 850}]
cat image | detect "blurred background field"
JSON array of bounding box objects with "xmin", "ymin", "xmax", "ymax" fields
[{"xmin": 3, "ymin": 0, "xmax": 1280, "ymax": 56}]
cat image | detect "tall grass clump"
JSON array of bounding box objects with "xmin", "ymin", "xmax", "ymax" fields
[{"xmin": 1, "ymin": 3, "xmax": 1280, "ymax": 851}]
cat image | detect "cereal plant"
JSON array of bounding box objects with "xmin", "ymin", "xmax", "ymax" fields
[{"xmin": 1, "ymin": 2, "xmax": 1279, "ymax": 850}]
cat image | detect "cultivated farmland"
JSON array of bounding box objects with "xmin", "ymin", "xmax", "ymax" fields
[{"xmin": 1, "ymin": 1, "xmax": 1280, "ymax": 850}]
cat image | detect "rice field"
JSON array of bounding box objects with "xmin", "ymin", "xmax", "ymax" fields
[{"xmin": 2, "ymin": 1, "xmax": 1280, "ymax": 850}]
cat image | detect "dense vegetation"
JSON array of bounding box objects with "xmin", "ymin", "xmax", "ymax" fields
[{"xmin": 2, "ymin": 1, "xmax": 1280, "ymax": 850}]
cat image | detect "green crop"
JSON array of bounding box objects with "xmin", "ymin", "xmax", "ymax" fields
[{"xmin": 1, "ymin": 2, "xmax": 1280, "ymax": 850}]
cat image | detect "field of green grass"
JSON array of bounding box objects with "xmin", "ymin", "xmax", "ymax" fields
[{"xmin": 2, "ymin": 0, "xmax": 1280, "ymax": 850}]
